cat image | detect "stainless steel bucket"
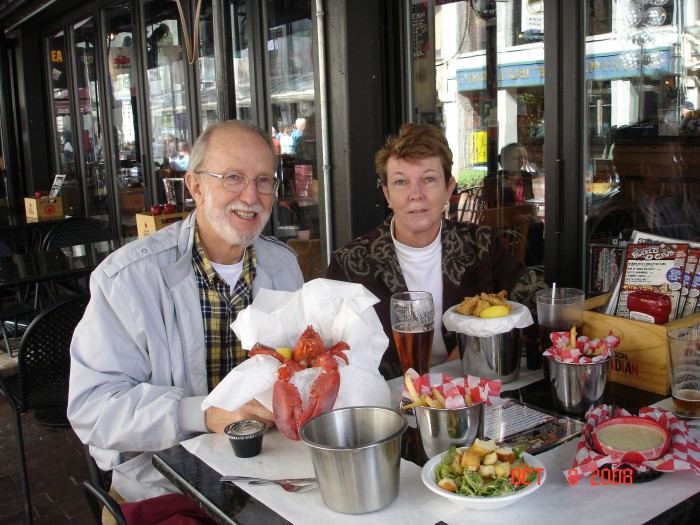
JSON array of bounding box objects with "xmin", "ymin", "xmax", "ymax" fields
[
  {"xmin": 299, "ymin": 406, "xmax": 407, "ymax": 514},
  {"xmin": 414, "ymin": 403, "xmax": 485, "ymax": 459},
  {"xmin": 458, "ymin": 328, "xmax": 522, "ymax": 383},
  {"xmin": 546, "ymin": 356, "xmax": 610, "ymax": 415}
]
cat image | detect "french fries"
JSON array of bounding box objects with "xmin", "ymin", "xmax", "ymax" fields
[
  {"xmin": 455, "ymin": 291, "xmax": 512, "ymax": 317},
  {"xmin": 401, "ymin": 373, "xmax": 476, "ymax": 410}
]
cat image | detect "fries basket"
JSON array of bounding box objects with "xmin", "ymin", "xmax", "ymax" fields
[{"xmin": 414, "ymin": 403, "xmax": 485, "ymax": 459}]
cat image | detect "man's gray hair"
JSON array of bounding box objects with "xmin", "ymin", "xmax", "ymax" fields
[{"xmin": 188, "ymin": 120, "xmax": 275, "ymax": 175}]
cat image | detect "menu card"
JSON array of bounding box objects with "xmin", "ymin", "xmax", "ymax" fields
[{"xmin": 485, "ymin": 399, "xmax": 584, "ymax": 454}]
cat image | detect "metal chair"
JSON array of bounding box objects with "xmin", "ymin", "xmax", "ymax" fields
[
  {"xmin": 41, "ymin": 216, "xmax": 111, "ymax": 250},
  {"xmin": 0, "ymin": 294, "xmax": 90, "ymax": 525},
  {"xmin": 456, "ymin": 186, "xmax": 486, "ymax": 222},
  {"xmin": 82, "ymin": 443, "xmax": 125, "ymax": 524},
  {"xmin": 498, "ymin": 225, "xmax": 530, "ymax": 265},
  {"xmin": 37, "ymin": 217, "xmax": 111, "ymax": 304},
  {"xmin": 0, "ymin": 239, "xmax": 35, "ymax": 356},
  {"xmin": 82, "ymin": 480, "xmax": 127, "ymax": 525}
]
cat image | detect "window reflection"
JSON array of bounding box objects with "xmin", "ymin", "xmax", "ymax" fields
[
  {"xmin": 105, "ymin": 3, "xmax": 140, "ymax": 237},
  {"xmin": 583, "ymin": 0, "xmax": 698, "ymax": 296},
  {"xmin": 72, "ymin": 17, "xmax": 108, "ymax": 224},
  {"xmin": 198, "ymin": 0, "xmax": 218, "ymax": 129},
  {"xmin": 266, "ymin": 1, "xmax": 316, "ymax": 243},
  {"xmin": 48, "ymin": 30, "xmax": 73, "ymax": 194},
  {"xmin": 415, "ymin": 1, "xmax": 546, "ymax": 268},
  {"xmin": 145, "ymin": 0, "xmax": 191, "ymax": 207}
]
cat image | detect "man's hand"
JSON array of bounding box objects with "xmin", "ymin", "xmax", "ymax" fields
[{"xmin": 205, "ymin": 399, "xmax": 275, "ymax": 434}]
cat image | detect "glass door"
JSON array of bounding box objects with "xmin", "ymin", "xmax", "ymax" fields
[
  {"xmin": 265, "ymin": 1, "xmax": 316, "ymax": 243},
  {"xmin": 145, "ymin": 0, "xmax": 192, "ymax": 208},
  {"xmin": 583, "ymin": 0, "xmax": 700, "ymax": 295},
  {"xmin": 72, "ymin": 16, "xmax": 108, "ymax": 224},
  {"xmin": 104, "ymin": 2, "xmax": 138, "ymax": 237},
  {"xmin": 48, "ymin": 29, "xmax": 75, "ymax": 202},
  {"xmin": 410, "ymin": 0, "xmax": 546, "ymax": 269},
  {"xmin": 227, "ymin": 0, "xmax": 320, "ymax": 281}
]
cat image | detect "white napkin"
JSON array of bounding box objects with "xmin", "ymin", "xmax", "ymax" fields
[
  {"xmin": 202, "ymin": 278, "xmax": 391, "ymax": 412},
  {"xmin": 442, "ymin": 301, "xmax": 534, "ymax": 338}
]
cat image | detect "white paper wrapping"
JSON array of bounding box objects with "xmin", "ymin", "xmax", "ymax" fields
[
  {"xmin": 442, "ymin": 301, "xmax": 534, "ymax": 338},
  {"xmin": 202, "ymin": 278, "xmax": 391, "ymax": 413}
]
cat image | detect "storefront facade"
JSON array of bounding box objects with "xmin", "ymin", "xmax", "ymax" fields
[{"xmin": 1, "ymin": 0, "xmax": 699, "ymax": 291}]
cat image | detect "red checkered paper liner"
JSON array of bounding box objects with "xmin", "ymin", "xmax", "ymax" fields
[
  {"xmin": 402, "ymin": 368, "xmax": 503, "ymax": 408},
  {"xmin": 543, "ymin": 331, "xmax": 620, "ymax": 364},
  {"xmin": 566, "ymin": 404, "xmax": 700, "ymax": 479}
]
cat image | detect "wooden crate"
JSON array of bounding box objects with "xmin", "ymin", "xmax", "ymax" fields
[
  {"xmin": 583, "ymin": 294, "xmax": 700, "ymax": 395},
  {"xmin": 24, "ymin": 196, "xmax": 64, "ymax": 220},
  {"xmin": 135, "ymin": 212, "xmax": 189, "ymax": 238}
]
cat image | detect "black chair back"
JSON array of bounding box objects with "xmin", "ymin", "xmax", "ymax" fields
[
  {"xmin": 15, "ymin": 293, "xmax": 90, "ymax": 413},
  {"xmin": 0, "ymin": 238, "xmax": 13, "ymax": 256},
  {"xmin": 83, "ymin": 480, "xmax": 127, "ymax": 525},
  {"xmin": 42, "ymin": 217, "xmax": 111, "ymax": 250}
]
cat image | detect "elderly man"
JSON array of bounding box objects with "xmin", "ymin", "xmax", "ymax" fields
[{"xmin": 68, "ymin": 120, "xmax": 303, "ymax": 503}]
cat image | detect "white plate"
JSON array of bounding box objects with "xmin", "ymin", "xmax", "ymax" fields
[{"xmin": 421, "ymin": 449, "xmax": 546, "ymax": 510}]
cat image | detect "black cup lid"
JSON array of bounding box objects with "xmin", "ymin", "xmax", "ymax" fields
[{"xmin": 225, "ymin": 419, "xmax": 267, "ymax": 440}]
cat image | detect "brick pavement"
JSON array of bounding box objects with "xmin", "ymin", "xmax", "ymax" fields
[{"xmin": 0, "ymin": 370, "xmax": 94, "ymax": 524}]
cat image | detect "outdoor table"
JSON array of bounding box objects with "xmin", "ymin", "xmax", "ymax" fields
[
  {"xmin": 0, "ymin": 238, "xmax": 131, "ymax": 291},
  {"xmin": 0, "ymin": 210, "xmax": 67, "ymax": 253},
  {"xmin": 152, "ymin": 359, "xmax": 700, "ymax": 525}
]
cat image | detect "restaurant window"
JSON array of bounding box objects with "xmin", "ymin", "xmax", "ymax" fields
[
  {"xmin": 230, "ymin": 0, "xmax": 252, "ymax": 123},
  {"xmin": 583, "ymin": 0, "xmax": 699, "ymax": 295},
  {"xmin": 104, "ymin": 2, "xmax": 140, "ymax": 237},
  {"xmin": 145, "ymin": 0, "xmax": 192, "ymax": 207},
  {"xmin": 411, "ymin": 0, "xmax": 546, "ymax": 269},
  {"xmin": 46, "ymin": 16, "xmax": 111, "ymax": 231},
  {"xmin": 227, "ymin": 0, "xmax": 320, "ymax": 280},
  {"xmin": 266, "ymin": 1, "xmax": 317, "ymax": 249},
  {"xmin": 198, "ymin": 0, "xmax": 219, "ymax": 129},
  {"xmin": 72, "ymin": 16, "xmax": 108, "ymax": 224},
  {"xmin": 47, "ymin": 30, "xmax": 75, "ymax": 205}
]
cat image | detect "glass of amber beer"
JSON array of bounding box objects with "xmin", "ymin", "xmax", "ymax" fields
[
  {"xmin": 390, "ymin": 291, "xmax": 435, "ymax": 375},
  {"xmin": 667, "ymin": 328, "xmax": 700, "ymax": 419}
]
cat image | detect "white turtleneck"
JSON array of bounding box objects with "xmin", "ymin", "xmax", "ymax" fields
[{"xmin": 391, "ymin": 218, "xmax": 448, "ymax": 365}]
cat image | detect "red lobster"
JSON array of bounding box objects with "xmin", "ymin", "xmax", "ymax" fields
[{"xmin": 248, "ymin": 325, "xmax": 350, "ymax": 440}]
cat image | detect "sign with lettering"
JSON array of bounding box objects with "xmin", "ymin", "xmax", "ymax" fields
[
  {"xmin": 457, "ymin": 48, "xmax": 672, "ymax": 91},
  {"xmin": 412, "ymin": 2, "xmax": 429, "ymax": 60}
]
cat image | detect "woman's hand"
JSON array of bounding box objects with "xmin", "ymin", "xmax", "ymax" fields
[{"xmin": 205, "ymin": 399, "xmax": 275, "ymax": 434}]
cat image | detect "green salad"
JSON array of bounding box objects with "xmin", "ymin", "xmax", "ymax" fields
[{"xmin": 434, "ymin": 443, "xmax": 537, "ymax": 498}]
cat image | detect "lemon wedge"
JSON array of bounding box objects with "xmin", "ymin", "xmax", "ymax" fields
[
  {"xmin": 275, "ymin": 347, "xmax": 293, "ymax": 360},
  {"xmin": 479, "ymin": 305, "xmax": 510, "ymax": 319}
]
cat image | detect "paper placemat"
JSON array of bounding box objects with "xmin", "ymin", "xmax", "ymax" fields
[{"xmin": 182, "ymin": 429, "xmax": 700, "ymax": 524}]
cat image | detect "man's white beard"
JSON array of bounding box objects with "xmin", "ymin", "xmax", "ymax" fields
[{"xmin": 201, "ymin": 187, "xmax": 270, "ymax": 247}]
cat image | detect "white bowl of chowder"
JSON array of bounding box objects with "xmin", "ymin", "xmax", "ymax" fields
[{"xmin": 592, "ymin": 416, "xmax": 671, "ymax": 463}]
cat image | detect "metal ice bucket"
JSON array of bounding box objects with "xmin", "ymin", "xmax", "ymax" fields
[
  {"xmin": 299, "ymin": 406, "xmax": 407, "ymax": 514},
  {"xmin": 546, "ymin": 356, "xmax": 610, "ymax": 415},
  {"xmin": 458, "ymin": 328, "xmax": 522, "ymax": 383}
]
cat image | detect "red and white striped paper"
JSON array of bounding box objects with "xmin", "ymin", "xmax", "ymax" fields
[{"xmin": 567, "ymin": 404, "xmax": 700, "ymax": 479}]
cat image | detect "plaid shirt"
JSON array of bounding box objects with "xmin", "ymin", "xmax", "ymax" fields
[{"xmin": 192, "ymin": 227, "xmax": 257, "ymax": 390}]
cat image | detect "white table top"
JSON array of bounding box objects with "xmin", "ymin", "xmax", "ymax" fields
[{"xmin": 178, "ymin": 358, "xmax": 699, "ymax": 524}]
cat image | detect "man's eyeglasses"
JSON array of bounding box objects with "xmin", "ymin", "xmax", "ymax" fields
[{"xmin": 196, "ymin": 171, "xmax": 280, "ymax": 195}]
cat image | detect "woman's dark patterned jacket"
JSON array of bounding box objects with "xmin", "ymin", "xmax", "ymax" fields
[{"xmin": 326, "ymin": 216, "xmax": 546, "ymax": 380}]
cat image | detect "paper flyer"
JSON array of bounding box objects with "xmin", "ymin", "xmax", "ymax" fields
[{"xmin": 614, "ymin": 243, "xmax": 688, "ymax": 320}]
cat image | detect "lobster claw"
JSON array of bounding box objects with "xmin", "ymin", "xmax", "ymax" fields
[
  {"xmin": 272, "ymin": 354, "xmax": 341, "ymax": 440},
  {"xmin": 272, "ymin": 361, "xmax": 304, "ymax": 441}
]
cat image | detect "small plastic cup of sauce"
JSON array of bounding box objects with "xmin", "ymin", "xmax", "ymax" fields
[{"xmin": 224, "ymin": 420, "xmax": 267, "ymax": 458}]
